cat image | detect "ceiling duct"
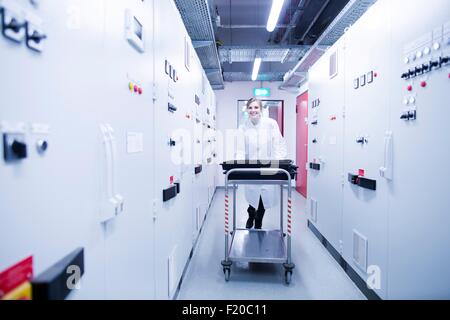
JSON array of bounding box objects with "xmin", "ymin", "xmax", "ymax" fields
[
  {"xmin": 280, "ymin": 0, "xmax": 377, "ymax": 91},
  {"xmin": 174, "ymin": 0, "xmax": 225, "ymax": 90}
]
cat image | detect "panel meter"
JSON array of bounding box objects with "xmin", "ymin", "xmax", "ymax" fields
[{"xmin": 125, "ymin": 9, "xmax": 145, "ymax": 53}]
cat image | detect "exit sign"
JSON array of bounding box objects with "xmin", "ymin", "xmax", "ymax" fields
[{"xmin": 254, "ymin": 88, "xmax": 271, "ymax": 97}]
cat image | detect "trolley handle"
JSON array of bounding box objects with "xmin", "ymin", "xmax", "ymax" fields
[{"xmin": 224, "ymin": 168, "xmax": 292, "ymax": 192}]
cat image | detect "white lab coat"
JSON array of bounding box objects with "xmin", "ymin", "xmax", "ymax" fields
[{"xmin": 236, "ymin": 117, "xmax": 287, "ymax": 209}]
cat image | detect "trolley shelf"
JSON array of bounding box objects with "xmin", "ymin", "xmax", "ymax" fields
[
  {"xmin": 229, "ymin": 229, "xmax": 286, "ymax": 263},
  {"xmin": 221, "ymin": 165, "xmax": 297, "ymax": 284}
]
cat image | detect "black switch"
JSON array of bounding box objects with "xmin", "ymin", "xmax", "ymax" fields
[
  {"xmin": 348, "ymin": 173, "xmax": 359, "ymax": 185},
  {"xmin": 309, "ymin": 162, "xmax": 320, "ymax": 171},
  {"xmin": 400, "ymin": 110, "xmax": 416, "ymax": 121},
  {"xmin": 415, "ymin": 66, "xmax": 423, "ymax": 75},
  {"xmin": 163, "ymin": 185, "xmax": 177, "ymax": 202},
  {"xmin": 168, "ymin": 103, "xmax": 177, "ymax": 113},
  {"xmin": 4, "ymin": 18, "xmax": 26, "ymax": 33},
  {"xmin": 408, "ymin": 69, "xmax": 416, "ymax": 77},
  {"xmin": 11, "ymin": 140, "xmax": 27, "ymax": 158},
  {"xmin": 440, "ymin": 56, "xmax": 449, "ymax": 67},
  {"xmin": 422, "ymin": 63, "xmax": 430, "ymax": 73},
  {"xmin": 31, "ymin": 248, "xmax": 84, "ymax": 300},
  {"xmin": 358, "ymin": 177, "xmax": 377, "ymax": 191},
  {"xmin": 430, "ymin": 60, "xmax": 439, "ymax": 69},
  {"xmin": 401, "ymin": 72, "xmax": 410, "ymax": 80},
  {"xmin": 3, "ymin": 133, "xmax": 27, "ymax": 162},
  {"xmin": 27, "ymin": 30, "xmax": 47, "ymax": 43}
]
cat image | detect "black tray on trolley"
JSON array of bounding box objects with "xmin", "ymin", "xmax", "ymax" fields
[{"xmin": 221, "ymin": 160, "xmax": 298, "ymax": 180}]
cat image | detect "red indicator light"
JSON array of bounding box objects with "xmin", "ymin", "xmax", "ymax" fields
[
  {"xmin": 374, "ymin": 72, "xmax": 378, "ymax": 77},
  {"xmin": 407, "ymin": 85, "xmax": 413, "ymax": 91},
  {"xmin": 421, "ymin": 81, "xmax": 427, "ymax": 88},
  {"xmin": 138, "ymin": 87, "xmax": 143, "ymax": 95}
]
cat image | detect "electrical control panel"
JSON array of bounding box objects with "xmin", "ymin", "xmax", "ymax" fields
[
  {"xmin": 0, "ymin": 0, "xmax": 217, "ymax": 301},
  {"xmin": 307, "ymin": 43, "xmax": 346, "ymax": 253},
  {"xmin": 308, "ymin": 0, "xmax": 450, "ymax": 299}
]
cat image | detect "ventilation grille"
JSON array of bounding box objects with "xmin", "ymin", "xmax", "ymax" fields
[
  {"xmin": 309, "ymin": 198, "xmax": 318, "ymax": 223},
  {"xmin": 352, "ymin": 230, "xmax": 368, "ymax": 272},
  {"xmin": 167, "ymin": 246, "xmax": 178, "ymax": 299}
]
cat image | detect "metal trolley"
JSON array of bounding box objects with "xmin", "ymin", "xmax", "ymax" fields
[{"xmin": 220, "ymin": 167, "xmax": 296, "ymax": 284}]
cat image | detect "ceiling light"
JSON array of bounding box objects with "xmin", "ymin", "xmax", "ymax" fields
[
  {"xmin": 267, "ymin": 0, "xmax": 285, "ymax": 32},
  {"xmin": 252, "ymin": 57, "xmax": 262, "ymax": 81}
]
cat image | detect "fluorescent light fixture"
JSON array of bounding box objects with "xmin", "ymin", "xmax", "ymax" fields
[
  {"xmin": 266, "ymin": 0, "xmax": 285, "ymax": 32},
  {"xmin": 252, "ymin": 57, "xmax": 262, "ymax": 81}
]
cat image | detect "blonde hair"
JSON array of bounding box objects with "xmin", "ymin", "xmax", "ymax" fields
[{"xmin": 246, "ymin": 98, "xmax": 263, "ymax": 109}]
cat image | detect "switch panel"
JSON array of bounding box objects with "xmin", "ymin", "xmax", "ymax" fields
[
  {"xmin": 25, "ymin": 12, "xmax": 46, "ymax": 52},
  {"xmin": 1, "ymin": 6, "xmax": 27, "ymax": 43},
  {"xmin": 348, "ymin": 173, "xmax": 376, "ymax": 191},
  {"xmin": 367, "ymin": 71, "xmax": 374, "ymax": 83},
  {"xmin": 400, "ymin": 109, "xmax": 417, "ymax": 121},
  {"xmin": 26, "ymin": 25, "xmax": 46, "ymax": 52},
  {"xmin": 309, "ymin": 162, "xmax": 320, "ymax": 171},
  {"xmin": 162, "ymin": 185, "xmax": 177, "ymax": 202},
  {"xmin": 168, "ymin": 102, "xmax": 177, "ymax": 113},
  {"xmin": 3, "ymin": 133, "xmax": 27, "ymax": 161}
]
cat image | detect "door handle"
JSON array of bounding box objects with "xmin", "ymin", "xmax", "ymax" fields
[{"xmin": 379, "ymin": 131, "xmax": 393, "ymax": 180}]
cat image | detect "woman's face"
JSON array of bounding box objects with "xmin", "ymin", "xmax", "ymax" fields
[{"xmin": 247, "ymin": 101, "xmax": 262, "ymax": 121}]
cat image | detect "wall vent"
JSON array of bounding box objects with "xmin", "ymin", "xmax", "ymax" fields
[
  {"xmin": 309, "ymin": 198, "xmax": 318, "ymax": 223},
  {"xmin": 167, "ymin": 246, "xmax": 178, "ymax": 299},
  {"xmin": 352, "ymin": 229, "xmax": 368, "ymax": 272}
]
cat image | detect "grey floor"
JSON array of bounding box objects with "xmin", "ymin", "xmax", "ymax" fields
[{"xmin": 177, "ymin": 187, "xmax": 365, "ymax": 300}]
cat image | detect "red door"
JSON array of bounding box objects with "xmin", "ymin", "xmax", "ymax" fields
[
  {"xmin": 277, "ymin": 101, "xmax": 284, "ymax": 135},
  {"xmin": 296, "ymin": 92, "xmax": 308, "ymax": 197}
]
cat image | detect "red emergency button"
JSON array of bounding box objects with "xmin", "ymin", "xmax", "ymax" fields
[
  {"xmin": 407, "ymin": 85, "xmax": 413, "ymax": 91},
  {"xmin": 134, "ymin": 85, "xmax": 138, "ymax": 92},
  {"xmin": 421, "ymin": 81, "xmax": 427, "ymax": 88},
  {"xmin": 138, "ymin": 87, "xmax": 143, "ymax": 95}
]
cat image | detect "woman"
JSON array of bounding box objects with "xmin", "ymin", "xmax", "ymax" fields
[{"xmin": 236, "ymin": 98, "xmax": 287, "ymax": 229}]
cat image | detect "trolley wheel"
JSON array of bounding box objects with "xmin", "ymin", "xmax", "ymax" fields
[
  {"xmin": 223, "ymin": 268, "xmax": 231, "ymax": 281},
  {"xmin": 284, "ymin": 270, "xmax": 292, "ymax": 285}
]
